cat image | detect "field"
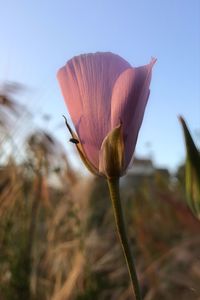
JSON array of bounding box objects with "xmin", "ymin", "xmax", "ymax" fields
[{"xmin": 0, "ymin": 88, "xmax": 200, "ymax": 300}]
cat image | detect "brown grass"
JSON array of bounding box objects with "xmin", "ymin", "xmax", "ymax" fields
[{"xmin": 0, "ymin": 88, "xmax": 200, "ymax": 300}]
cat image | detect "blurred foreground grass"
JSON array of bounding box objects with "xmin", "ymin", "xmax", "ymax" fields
[{"xmin": 0, "ymin": 85, "xmax": 200, "ymax": 300}]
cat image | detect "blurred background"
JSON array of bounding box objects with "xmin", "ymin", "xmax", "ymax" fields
[{"xmin": 0, "ymin": 1, "xmax": 200, "ymax": 299}]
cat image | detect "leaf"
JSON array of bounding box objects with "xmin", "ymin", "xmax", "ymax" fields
[{"xmin": 179, "ymin": 116, "xmax": 200, "ymax": 218}]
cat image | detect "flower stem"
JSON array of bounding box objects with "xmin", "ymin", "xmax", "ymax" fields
[{"xmin": 107, "ymin": 177, "xmax": 142, "ymax": 300}]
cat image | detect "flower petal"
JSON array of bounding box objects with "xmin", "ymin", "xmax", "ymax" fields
[
  {"xmin": 57, "ymin": 52, "xmax": 130, "ymax": 168},
  {"xmin": 111, "ymin": 58, "xmax": 156, "ymax": 169}
]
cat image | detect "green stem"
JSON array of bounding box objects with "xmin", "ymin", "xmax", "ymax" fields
[{"xmin": 107, "ymin": 177, "xmax": 142, "ymax": 300}]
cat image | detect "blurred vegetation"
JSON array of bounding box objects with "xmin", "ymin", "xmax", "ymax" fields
[
  {"xmin": 179, "ymin": 117, "xmax": 200, "ymax": 219},
  {"xmin": 0, "ymin": 84, "xmax": 200, "ymax": 300}
]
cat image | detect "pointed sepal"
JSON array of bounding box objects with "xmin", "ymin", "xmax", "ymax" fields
[
  {"xmin": 63, "ymin": 116, "xmax": 99, "ymax": 176},
  {"xmin": 99, "ymin": 124, "xmax": 124, "ymax": 178}
]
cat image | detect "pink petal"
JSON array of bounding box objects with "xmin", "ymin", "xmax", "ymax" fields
[
  {"xmin": 111, "ymin": 58, "xmax": 156, "ymax": 170},
  {"xmin": 57, "ymin": 52, "xmax": 130, "ymax": 168}
]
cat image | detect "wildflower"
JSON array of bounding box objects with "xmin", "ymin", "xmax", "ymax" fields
[
  {"xmin": 57, "ymin": 52, "xmax": 156, "ymax": 178},
  {"xmin": 57, "ymin": 52, "xmax": 156, "ymax": 300}
]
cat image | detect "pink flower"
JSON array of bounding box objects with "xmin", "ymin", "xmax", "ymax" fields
[{"xmin": 57, "ymin": 52, "xmax": 156, "ymax": 177}]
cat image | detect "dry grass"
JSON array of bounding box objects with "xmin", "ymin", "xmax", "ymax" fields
[{"xmin": 0, "ymin": 88, "xmax": 200, "ymax": 300}]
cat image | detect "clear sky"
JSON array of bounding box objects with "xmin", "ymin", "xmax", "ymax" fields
[{"xmin": 0, "ymin": 0, "xmax": 200, "ymax": 172}]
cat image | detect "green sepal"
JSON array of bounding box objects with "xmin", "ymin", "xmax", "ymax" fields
[
  {"xmin": 99, "ymin": 124, "xmax": 124, "ymax": 178},
  {"xmin": 63, "ymin": 116, "xmax": 99, "ymax": 176},
  {"xmin": 179, "ymin": 116, "xmax": 200, "ymax": 219}
]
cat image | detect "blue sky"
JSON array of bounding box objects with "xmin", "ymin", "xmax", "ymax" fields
[{"xmin": 0, "ymin": 0, "xmax": 200, "ymax": 171}]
